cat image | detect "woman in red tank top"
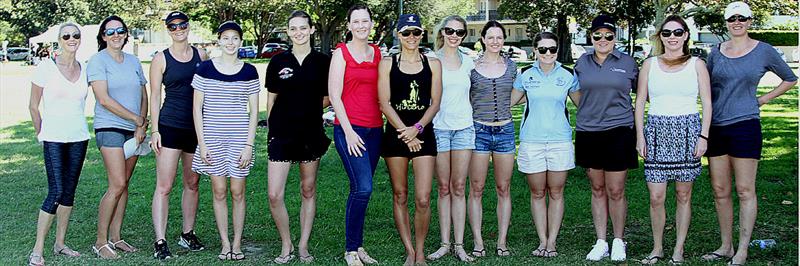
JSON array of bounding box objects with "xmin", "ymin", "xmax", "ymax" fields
[{"xmin": 327, "ymin": 4, "xmax": 382, "ymax": 266}]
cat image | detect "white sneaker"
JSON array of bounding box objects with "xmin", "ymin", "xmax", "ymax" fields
[
  {"xmin": 585, "ymin": 239, "xmax": 609, "ymax": 261},
  {"xmin": 610, "ymin": 238, "xmax": 627, "ymax": 261},
  {"xmin": 344, "ymin": 251, "xmax": 363, "ymax": 266}
]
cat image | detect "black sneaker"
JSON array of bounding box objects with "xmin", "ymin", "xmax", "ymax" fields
[
  {"xmin": 178, "ymin": 230, "xmax": 205, "ymax": 251},
  {"xmin": 153, "ymin": 239, "xmax": 173, "ymax": 260}
]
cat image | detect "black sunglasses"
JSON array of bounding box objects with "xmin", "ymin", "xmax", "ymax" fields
[
  {"xmin": 167, "ymin": 21, "xmax": 189, "ymax": 32},
  {"xmin": 537, "ymin": 46, "xmax": 558, "ymax": 54},
  {"xmin": 400, "ymin": 29, "xmax": 423, "ymax": 37},
  {"xmin": 61, "ymin": 33, "xmax": 81, "ymax": 40},
  {"xmin": 104, "ymin": 27, "xmax": 127, "ymax": 36},
  {"xmin": 443, "ymin": 27, "xmax": 467, "ymax": 37},
  {"xmin": 726, "ymin": 15, "xmax": 751, "ymax": 23},
  {"xmin": 591, "ymin": 32, "xmax": 614, "ymax": 41},
  {"xmin": 660, "ymin": 28, "xmax": 685, "ymax": 38}
]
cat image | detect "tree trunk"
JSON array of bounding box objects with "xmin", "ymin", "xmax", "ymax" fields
[
  {"xmin": 555, "ymin": 13, "xmax": 573, "ymax": 63},
  {"xmin": 320, "ymin": 27, "xmax": 336, "ymax": 55}
]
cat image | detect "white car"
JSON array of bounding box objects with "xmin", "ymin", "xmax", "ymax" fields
[
  {"xmin": 571, "ymin": 44, "xmax": 586, "ymax": 60},
  {"xmin": 502, "ymin": 46, "xmax": 527, "ymax": 61}
]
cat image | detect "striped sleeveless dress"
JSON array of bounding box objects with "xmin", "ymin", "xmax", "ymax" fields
[{"xmin": 191, "ymin": 60, "xmax": 260, "ymax": 178}]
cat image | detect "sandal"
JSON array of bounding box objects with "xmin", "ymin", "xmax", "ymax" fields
[
  {"xmin": 471, "ymin": 248, "xmax": 486, "ymax": 257},
  {"xmin": 426, "ymin": 242, "xmax": 450, "ymax": 260},
  {"xmin": 452, "ymin": 243, "xmax": 474, "ymax": 262},
  {"xmin": 28, "ymin": 252, "xmax": 44, "ymax": 266},
  {"xmin": 670, "ymin": 258, "xmax": 685, "ymax": 265},
  {"xmin": 640, "ymin": 255, "xmax": 662, "ymax": 265},
  {"xmin": 496, "ymin": 247, "xmax": 511, "ymax": 256},
  {"xmin": 701, "ymin": 252, "xmax": 732, "ymax": 261},
  {"xmin": 92, "ymin": 243, "xmax": 119, "ymax": 259},
  {"xmin": 109, "ymin": 239, "xmax": 137, "ymax": 253},
  {"xmin": 218, "ymin": 251, "xmax": 232, "ymax": 261},
  {"xmin": 544, "ymin": 250, "xmax": 559, "ymax": 258},
  {"xmin": 54, "ymin": 245, "xmax": 81, "ymax": 257},
  {"xmin": 231, "ymin": 252, "xmax": 246, "ymax": 261},
  {"xmin": 531, "ymin": 247, "xmax": 546, "ymax": 257},
  {"xmin": 299, "ymin": 254, "xmax": 315, "ymax": 263},
  {"xmin": 274, "ymin": 250, "xmax": 295, "ymax": 264}
]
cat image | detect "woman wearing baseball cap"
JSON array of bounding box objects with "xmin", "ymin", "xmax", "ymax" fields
[
  {"xmin": 574, "ymin": 14, "xmax": 639, "ymax": 262},
  {"xmin": 701, "ymin": 2, "xmax": 797, "ymax": 264}
]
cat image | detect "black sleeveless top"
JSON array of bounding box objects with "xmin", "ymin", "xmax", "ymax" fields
[
  {"xmin": 160, "ymin": 47, "xmax": 201, "ymax": 129},
  {"xmin": 388, "ymin": 53, "xmax": 433, "ymax": 128}
]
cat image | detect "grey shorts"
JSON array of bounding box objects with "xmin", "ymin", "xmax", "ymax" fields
[
  {"xmin": 95, "ymin": 128, "xmax": 134, "ymax": 148},
  {"xmin": 434, "ymin": 126, "xmax": 476, "ymax": 152}
]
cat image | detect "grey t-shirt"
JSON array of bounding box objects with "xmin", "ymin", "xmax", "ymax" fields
[
  {"xmin": 574, "ymin": 49, "xmax": 639, "ymax": 131},
  {"xmin": 88, "ymin": 49, "xmax": 147, "ymax": 131},
  {"xmin": 706, "ymin": 41, "xmax": 798, "ymax": 126}
]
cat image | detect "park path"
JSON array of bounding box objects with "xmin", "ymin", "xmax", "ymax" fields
[{"xmin": 1, "ymin": 61, "xmax": 797, "ymax": 129}]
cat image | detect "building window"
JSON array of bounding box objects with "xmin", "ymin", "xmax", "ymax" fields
[
  {"xmin": 516, "ymin": 28, "xmax": 524, "ymax": 40},
  {"xmin": 470, "ymin": 29, "xmax": 475, "ymax": 37}
]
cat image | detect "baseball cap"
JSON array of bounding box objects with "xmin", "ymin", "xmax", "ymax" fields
[
  {"xmin": 590, "ymin": 14, "xmax": 617, "ymax": 32},
  {"xmin": 724, "ymin": 1, "xmax": 753, "ymax": 19},
  {"xmin": 165, "ymin": 11, "xmax": 189, "ymax": 25},
  {"xmin": 396, "ymin": 14, "xmax": 423, "ymax": 32},
  {"xmin": 123, "ymin": 136, "xmax": 151, "ymax": 159},
  {"xmin": 216, "ymin": 21, "xmax": 243, "ymax": 37}
]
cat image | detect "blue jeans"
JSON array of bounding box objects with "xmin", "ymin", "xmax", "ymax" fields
[
  {"xmin": 41, "ymin": 140, "xmax": 88, "ymax": 214},
  {"xmin": 333, "ymin": 125, "xmax": 382, "ymax": 251}
]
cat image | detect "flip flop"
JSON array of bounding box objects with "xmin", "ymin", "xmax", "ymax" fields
[
  {"xmin": 231, "ymin": 252, "xmax": 246, "ymax": 261},
  {"xmin": 471, "ymin": 248, "xmax": 486, "ymax": 257},
  {"xmin": 670, "ymin": 258, "xmax": 685, "ymax": 265},
  {"xmin": 218, "ymin": 251, "xmax": 232, "ymax": 261},
  {"xmin": 299, "ymin": 254, "xmax": 315, "ymax": 263},
  {"xmin": 640, "ymin": 255, "xmax": 662, "ymax": 265},
  {"xmin": 496, "ymin": 247, "xmax": 511, "ymax": 256},
  {"xmin": 544, "ymin": 250, "xmax": 559, "ymax": 258},
  {"xmin": 531, "ymin": 248, "xmax": 546, "ymax": 257},
  {"xmin": 701, "ymin": 252, "xmax": 732, "ymax": 261},
  {"xmin": 274, "ymin": 252, "xmax": 295, "ymax": 264},
  {"xmin": 54, "ymin": 245, "xmax": 81, "ymax": 257}
]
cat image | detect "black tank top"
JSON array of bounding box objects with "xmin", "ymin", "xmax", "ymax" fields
[
  {"xmin": 160, "ymin": 47, "xmax": 201, "ymax": 129},
  {"xmin": 388, "ymin": 53, "xmax": 432, "ymax": 129}
]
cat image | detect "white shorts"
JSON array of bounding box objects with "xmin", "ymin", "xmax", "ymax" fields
[{"xmin": 517, "ymin": 141, "xmax": 575, "ymax": 174}]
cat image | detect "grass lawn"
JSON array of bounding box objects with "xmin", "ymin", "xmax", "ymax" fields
[{"xmin": 0, "ymin": 88, "xmax": 796, "ymax": 265}]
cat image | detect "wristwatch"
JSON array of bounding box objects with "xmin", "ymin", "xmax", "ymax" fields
[{"xmin": 414, "ymin": 122, "xmax": 424, "ymax": 134}]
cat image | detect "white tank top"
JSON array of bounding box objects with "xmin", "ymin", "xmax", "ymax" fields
[{"xmin": 647, "ymin": 56, "xmax": 699, "ymax": 116}]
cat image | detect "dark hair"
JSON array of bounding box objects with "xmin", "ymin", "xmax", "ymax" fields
[
  {"xmin": 345, "ymin": 3, "xmax": 371, "ymax": 42},
  {"xmin": 479, "ymin": 20, "xmax": 505, "ymax": 51},
  {"xmin": 533, "ymin": 32, "xmax": 558, "ymax": 48},
  {"xmin": 434, "ymin": 15, "xmax": 467, "ymax": 51},
  {"xmin": 288, "ymin": 10, "xmax": 313, "ymax": 26},
  {"xmin": 653, "ymin": 14, "xmax": 691, "ymax": 66},
  {"xmin": 97, "ymin": 15, "xmax": 128, "ymax": 51}
]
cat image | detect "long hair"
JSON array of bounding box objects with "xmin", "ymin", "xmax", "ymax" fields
[
  {"xmin": 345, "ymin": 3, "xmax": 371, "ymax": 42},
  {"xmin": 479, "ymin": 20, "xmax": 505, "ymax": 52},
  {"xmin": 434, "ymin": 15, "xmax": 467, "ymax": 51},
  {"xmin": 652, "ymin": 14, "xmax": 691, "ymax": 66},
  {"xmin": 96, "ymin": 15, "xmax": 128, "ymax": 51}
]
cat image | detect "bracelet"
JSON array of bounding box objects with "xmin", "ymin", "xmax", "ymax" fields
[
  {"xmin": 414, "ymin": 122, "xmax": 424, "ymax": 134},
  {"xmin": 699, "ymin": 134, "xmax": 708, "ymax": 140}
]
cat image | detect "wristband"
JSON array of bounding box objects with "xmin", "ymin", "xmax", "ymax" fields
[
  {"xmin": 699, "ymin": 134, "xmax": 708, "ymax": 140},
  {"xmin": 414, "ymin": 122, "xmax": 424, "ymax": 134}
]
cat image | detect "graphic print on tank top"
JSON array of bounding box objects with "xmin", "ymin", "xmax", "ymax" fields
[{"xmin": 390, "ymin": 54, "xmax": 432, "ymax": 117}]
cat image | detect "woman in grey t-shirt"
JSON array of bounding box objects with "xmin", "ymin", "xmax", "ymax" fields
[{"xmin": 700, "ymin": 2, "xmax": 798, "ymax": 265}]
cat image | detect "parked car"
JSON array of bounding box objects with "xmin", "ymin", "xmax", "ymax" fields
[
  {"xmin": 571, "ymin": 44, "xmax": 586, "ymax": 60},
  {"xmin": 387, "ymin": 45, "xmax": 434, "ymax": 56},
  {"xmin": 689, "ymin": 47, "xmax": 709, "ymax": 60},
  {"xmin": 238, "ymin": 46, "xmax": 257, "ymax": 59},
  {"xmin": 616, "ymin": 44, "xmax": 650, "ymax": 62},
  {"xmin": 502, "ymin": 45, "xmax": 528, "ymax": 61},
  {"xmin": 5, "ymin": 47, "xmax": 31, "ymax": 61},
  {"xmin": 260, "ymin": 46, "xmax": 287, "ymax": 58}
]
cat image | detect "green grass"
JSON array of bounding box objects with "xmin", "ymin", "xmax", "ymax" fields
[{"xmin": 0, "ymin": 88, "xmax": 796, "ymax": 265}]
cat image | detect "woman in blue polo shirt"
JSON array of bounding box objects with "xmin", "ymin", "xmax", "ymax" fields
[{"xmin": 511, "ymin": 32, "xmax": 579, "ymax": 259}]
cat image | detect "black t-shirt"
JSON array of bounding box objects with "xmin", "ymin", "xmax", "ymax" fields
[{"xmin": 265, "ymin": 49, "xmax": 330, "ymax": 138}]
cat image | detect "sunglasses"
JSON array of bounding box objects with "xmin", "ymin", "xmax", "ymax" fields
[
  {"xmin": 591, "ymin": 32, "xmax": 614, "ymax": 41},
  {"xmin": 726, "ymin": 15, "xmax": 751, "ymax": 23},
  {"xmin": 660, "ymin": 28, "xmax": 685, "ymax": 37},
  {"xmin": 61, "ymin": 33, "xmax": 81, "ymax": 40},
  {"xmin": 167, "ymin": 21, "xmax": 189, "ymax": 32},
  {"xmin": 104, "ymin": 27, "xmax": 127, "ymax": 36},
  {"xmin": 443, "ymin": 27, "xmax": 467, "ymax": 37},
  {"xmin": 400, "ymin": 29, "xmax": 423, "ymax": 37},
  {"xmin": 537, "ymin": 46, "xmax": 558, "ymax": 54}
]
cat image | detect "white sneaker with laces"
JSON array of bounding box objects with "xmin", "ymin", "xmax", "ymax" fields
[
  {"xmin": 585, "ymin": 239, "xmax": 609, "ymax": 261},
  {"xmin": 611, "ymin": 238, "xmax": 627, "ymax": 261}
]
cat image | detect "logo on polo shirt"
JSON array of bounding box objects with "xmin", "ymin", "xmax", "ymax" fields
[
  {"xmin": 278, "ymin": 67, "xmax": 294, "ymax": 79},
  {"xmin": 555, "ymin": 77, "xmax": 566, "ymax": 86},
  {"xmin": 610, "ymin": 67, "xmax": 627, "ymax": 73}
]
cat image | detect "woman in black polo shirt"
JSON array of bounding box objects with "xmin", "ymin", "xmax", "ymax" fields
[{"xmin": 265, "ymin": 10, "xmax": 331, "ymax": 264}]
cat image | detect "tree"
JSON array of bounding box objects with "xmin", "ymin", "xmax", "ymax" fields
[{"xmin": 600, "ymin": 0, "xmax": 656, "ymax": 55}]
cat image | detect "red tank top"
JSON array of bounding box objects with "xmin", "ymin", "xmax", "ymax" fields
[{"xmin": 333, "ymin": 43, "xmax": 383, "ymax": 128}]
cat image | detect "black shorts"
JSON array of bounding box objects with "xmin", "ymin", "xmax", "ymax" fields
[
  {"xmin": 575, "ymin": 126, "xmax": 639, "ymax": 171},
  {"xmin": 705, "ymin": 119, "xmax": 762, "ymax": 159},
  {"xmin": 381, "ymin": 125, "xmax": 437, "ymax": 158},
  {"xmin": 267, "ymin": 133, "xmax": 331, "ymax": 163},
  {"xmin": 159, "ymin": 124, "xmax": 198, "ymax": 153}
]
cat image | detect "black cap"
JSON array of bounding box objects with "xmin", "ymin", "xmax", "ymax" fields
[
  {"xmin": 165, "ymin": 11, "xmax": 189, "ymax": 25},
  {"xmin": 590, "ymin": 15, "xmax": 616, "ymax": 32},
  {"xmin": 216, "ymin": 21, "xmax": 243, "ymax": 37}
]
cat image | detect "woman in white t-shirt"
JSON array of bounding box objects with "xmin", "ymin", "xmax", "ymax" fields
[{"xmin": 27, "ymin": 22, "xmax": 90, "ymax": 266}]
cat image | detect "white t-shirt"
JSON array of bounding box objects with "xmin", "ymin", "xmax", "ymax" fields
[
  {"xmin": 32, "ymin": 59, "xmax": 90, "ymax": 142},
  {"xmin": 433, "ymin": 51, "xmax": 474, "ymax": 130}
]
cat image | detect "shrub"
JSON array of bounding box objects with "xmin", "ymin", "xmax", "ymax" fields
[{"xmin": 748, "ymin": 31, "xmax": 798, "ymax": 46}]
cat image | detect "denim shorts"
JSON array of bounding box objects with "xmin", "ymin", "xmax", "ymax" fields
[
  {"xmin": 95, "ymin": 128, "xmax": 134, "ymax": 148},
  {"xmin": 473, "ymin": 122, "xmax": 516, "ymax": 154},
  {"xmin": 434, "ymin": 126, "xmax": 476, "ymax": 152}
]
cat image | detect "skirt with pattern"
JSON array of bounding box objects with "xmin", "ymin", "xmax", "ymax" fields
[{"xmin": 644, "ymin": 113, "xmax": 702, "ymax": 183}]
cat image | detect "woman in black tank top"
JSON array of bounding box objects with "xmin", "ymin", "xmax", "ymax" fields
[
  {"xmin": 377, "ymin": 14, "xmax": 443, "ymax": 265},
  {"xmin": 147, "ymin": 12, "xmax": 209, "ymax": 260}
]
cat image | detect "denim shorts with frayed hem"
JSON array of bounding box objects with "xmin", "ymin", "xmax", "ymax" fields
[
  {"xmin": 473, "ymin": 122, "xmax": 516, "ymax": 154},
  {"xmin": 434, "ymin": 126, "xmax": 476, "ymax": 152}
]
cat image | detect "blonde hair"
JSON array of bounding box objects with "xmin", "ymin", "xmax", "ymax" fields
[
  {"xmin": 434, "ymin": 15, "xmax": 467, "ymax": 51},
  {"xmin": 58, "ymin": 22, "xmax": 82, "ymax": 41}
]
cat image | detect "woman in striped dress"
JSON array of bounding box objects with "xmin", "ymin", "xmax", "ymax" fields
[{"xmin": 191, "ymin": 21, "xmax": 260, "ymax": 261}]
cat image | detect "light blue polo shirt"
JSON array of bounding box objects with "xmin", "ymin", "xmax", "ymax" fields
[{"xmin": 513, "ymin": 61, "xmax": 579, "ymax": 143}]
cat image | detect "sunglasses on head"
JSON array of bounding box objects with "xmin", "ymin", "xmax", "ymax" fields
[
  {"xmin": 660, "ymin": 28, "xmax": 685, "ymax": 38},
  {"xmin": 726, "ymin": 15, "xmax": 750, "ymax": 23},
  {"xmin": 537, "ymin": 46, "xmax": 558, "ymax": 54},
  {"xmin": 400, "ymin": 29, "xmax": 423, "ymax": 37},
  {"xmin": 167, "ymin": 21, "xmax": 189, "ymax": 32},
  {"xmin": 104, "ymin": 27, "xmax": 127, "ymax": 36},
  {"xmin": 61, "ymin": 33, "xmax": 81, "ymax": 40},
  {"xmin": 591, "ymin": 32, "xmax": 614, "ymax": 41},
  {"xmin": 443, "ymin": 27, "xmax": 467, "ymax": 37}
]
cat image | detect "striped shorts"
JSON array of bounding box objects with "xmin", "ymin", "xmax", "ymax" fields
[{"xmin": 643, "ymin": 113, "xmax": 702, "ymax": 183}]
